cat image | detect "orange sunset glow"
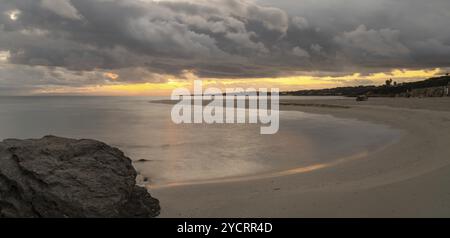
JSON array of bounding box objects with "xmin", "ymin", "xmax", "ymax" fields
[{"xmin": 33, "ymin": 68, "xmax": 443, "ymax": 96}]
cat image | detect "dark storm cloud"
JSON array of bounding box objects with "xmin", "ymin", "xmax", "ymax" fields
[
  {"xmin": 0, "ymin": 0, "xmax": 300, "ymax": 78},
  {"xmin": 0, "ymin": 0, "xmax": 450, "ymax": 84},
  {"xmin": 260, "ymin": 0, "xmax": 450, "ymax": 70}
]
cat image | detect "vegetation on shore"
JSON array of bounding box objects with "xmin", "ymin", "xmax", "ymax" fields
[{"xmin": 282, "ymin": 75, "xmax": 450, "ymax": 97}]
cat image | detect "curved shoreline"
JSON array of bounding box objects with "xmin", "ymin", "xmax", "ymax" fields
[
  {"xmin": 152, "ymin": 98, "xmax": 450, "ymax": 217},
  {"xmin": 147, "ymin": 151, "xmax": 369, "ymax": 190}
]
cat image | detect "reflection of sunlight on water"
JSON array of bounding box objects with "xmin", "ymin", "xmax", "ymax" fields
[
  {"xmin": 147, "ymin": 150, "xmax": 369, "ymax": 190},
  {"xmin": 130, "ymin": 106, "xmax": 401, "ymax": 186},
  {"xmin": 133, "ymin": 110, "xmax": 315, "ymax": 185},
  {"xmin": 146, "ymin": 120, "xmax": 402, "ymax": 189}
]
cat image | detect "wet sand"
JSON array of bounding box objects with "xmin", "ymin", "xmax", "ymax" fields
[{"xmin": 150, "ymin": 97, "xmax": 450, "ymax": 217}]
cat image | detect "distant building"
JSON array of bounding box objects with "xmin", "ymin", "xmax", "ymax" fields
[{"xmin": 408, "ymin": 86, "xmax": 448, "ymax": 97}]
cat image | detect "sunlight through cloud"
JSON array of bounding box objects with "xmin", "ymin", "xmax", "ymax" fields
[{"xmin": 6, "ymin": 9, "xmax": 20, "ymax": 21}]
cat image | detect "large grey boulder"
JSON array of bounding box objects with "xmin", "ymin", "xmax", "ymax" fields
[{"xmin": 0, "ymin": 136, "xmax": 160, "ymax": 218}]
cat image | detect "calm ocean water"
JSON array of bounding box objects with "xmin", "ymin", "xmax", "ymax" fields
[{"xmin": 0, "ymin": 96, "xmax": 399, "ymax": 186}]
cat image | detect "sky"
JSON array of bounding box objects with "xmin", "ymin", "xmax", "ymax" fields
[{"xmin": 0, "ymin": 0, "xmax": 449, "ymax": 96}]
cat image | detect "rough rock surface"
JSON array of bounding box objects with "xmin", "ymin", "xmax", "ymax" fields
[{"xmin": 0, "ymin": 136, "xmax": 160, "ymax": 218}]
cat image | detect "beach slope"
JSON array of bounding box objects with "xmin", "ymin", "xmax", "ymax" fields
[{"xmin": 152, "ymin": 97, "xmax": 450, "ymax": 217}]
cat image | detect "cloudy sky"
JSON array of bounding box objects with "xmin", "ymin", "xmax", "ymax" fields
[{"xmin": 0, "ymin": 0, "xmax": 449, "ymax": 95}]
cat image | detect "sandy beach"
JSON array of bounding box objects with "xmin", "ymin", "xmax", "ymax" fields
[{"xmin": 150, "ymin": 97, "xmax": 450, "ymax": 217}]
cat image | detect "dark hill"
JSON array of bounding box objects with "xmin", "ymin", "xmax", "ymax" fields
[{"xmin": 282, "ymin": 76, "xmax": 450, "ymax": 97}]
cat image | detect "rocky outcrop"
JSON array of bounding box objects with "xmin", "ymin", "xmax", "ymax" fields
[{"xmin": 0, "ymin": 136, "xmax": 160, "ymax": 218}]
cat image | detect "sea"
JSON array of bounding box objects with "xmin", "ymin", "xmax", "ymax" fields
[{"xmin": 0, "ymin": 96, "xmax": 400, "ymax": 186}]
